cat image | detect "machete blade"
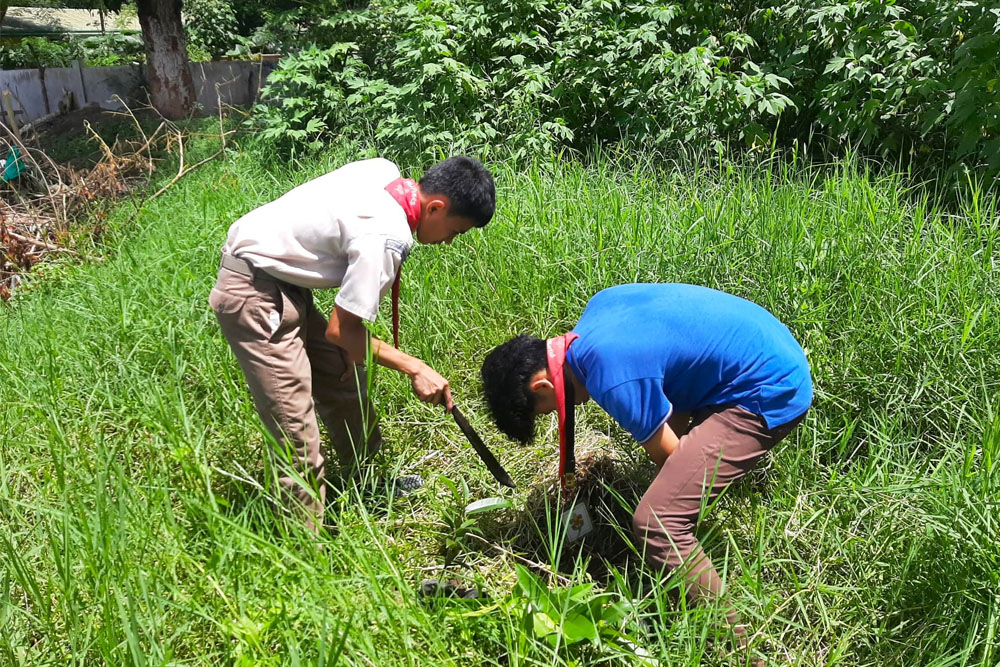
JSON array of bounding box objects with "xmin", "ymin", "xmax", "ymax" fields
[{"xmin": 451, "ymin": 406, "xmax": 516, "ymax": 489}]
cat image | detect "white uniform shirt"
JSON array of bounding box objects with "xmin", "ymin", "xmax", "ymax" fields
[{"xmin": 222, "ymin": 158, "xmax": 413, "ymax": 322}]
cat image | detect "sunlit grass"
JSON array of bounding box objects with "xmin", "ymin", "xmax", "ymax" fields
[{"xmin": 1, "ymin": 141, "xmax": 997, "ymax": 666}]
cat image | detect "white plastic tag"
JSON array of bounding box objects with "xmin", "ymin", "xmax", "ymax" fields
[{"xmin": 561, "ymin": 501, "xmax": 594, "ymax": 542}]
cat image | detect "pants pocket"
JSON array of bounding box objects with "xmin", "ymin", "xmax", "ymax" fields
[
  {"xmin": 266, "ymin": 285, "xmax": 295, "ymax": 342},
  {"xmin": 209, "ymin": 287, "xmax": 248, "ymax": 315}
]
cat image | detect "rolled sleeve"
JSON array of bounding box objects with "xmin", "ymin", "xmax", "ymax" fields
[{"xmin": 334, "ymin": 235, "xmax": 405, "ymax": 322}]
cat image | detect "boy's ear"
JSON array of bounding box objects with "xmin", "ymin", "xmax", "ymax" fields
[
  {"xmin": 528, "ymin": 374, "xmax": 554, "ymax": 394},
  {"xmin": 425, "ymin": 195, "xmax": 449, "ymax": 216}
]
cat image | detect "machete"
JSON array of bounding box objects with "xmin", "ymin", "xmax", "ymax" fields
[{"xmin": 451, "ymin": 405, "xmax": 516, "ymax": 488}]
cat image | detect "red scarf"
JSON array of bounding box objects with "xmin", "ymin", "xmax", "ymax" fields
[
  {"xmin": 384, "ymin": 177, "xmax": 420, "ymax": 348},
  {"xmin": 546, "ymin": 332, "xmax": 580, "ymax": 489}
]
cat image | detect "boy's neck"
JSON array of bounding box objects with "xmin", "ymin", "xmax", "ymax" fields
[
  {"xmin": 564, "ymin": 364, "xmax": 589, "ymax": 404},
  {"xmin": 415, "ymin": 186, "xmax": 427, "ymax": 229}
]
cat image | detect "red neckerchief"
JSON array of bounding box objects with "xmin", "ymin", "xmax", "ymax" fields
[
  {"xmin": 384, "ymin": 177, "xmax": 420, "ymax": 349},
  {"xmin": 546, "ymin": 332, "xmax": 580, "ymax": 489}
]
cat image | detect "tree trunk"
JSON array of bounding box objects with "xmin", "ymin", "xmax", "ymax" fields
[{"xmin": 136, "ymin": 0, "xmax": 195, "ymax": 120}]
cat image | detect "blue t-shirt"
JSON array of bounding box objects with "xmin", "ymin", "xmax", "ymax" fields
[{"xmin": 566, "ymin": 284, "xmax": 813, "ymax": 442}]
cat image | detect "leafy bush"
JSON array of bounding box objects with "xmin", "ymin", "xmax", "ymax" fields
[
  {"xmin": 254, "ymin": 0, "xmax": 999, "ymax": 176},
  {"xmin": 0, "ymin": 34, "xmax": 145, "ymax": 69},
  {"xmin": 256, "ymin": 0, "xmax": 793, "ymax": 160},
  {"xmin": 184, "ymin": 0, "xmax": 240, "ymax": 60},
  {"xmin": 76, "ymin": 33, "xmax": 145, "ymax": 67},
  {"xmin": 254, "ymin": 43, "xmax": 361, "ymax": 150},
  {"xmin": 0, "ymin": 37, "xmax": 82, "ymax": 69},
  {"xmin": 753, "ymin": 0, "xmax": 1000, "ymax": 177}
]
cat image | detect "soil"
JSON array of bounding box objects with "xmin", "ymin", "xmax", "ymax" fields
[
  {"xmin": 30, "ymin": 104, "xmax": 120, "ymax": 141},
  {"xmin": 25, "ymin": 103, "xmax": 161, "ymax": 168},
  {"xmin": 481, "ymin": 431, "xmax": 657, "ymax": 582}
]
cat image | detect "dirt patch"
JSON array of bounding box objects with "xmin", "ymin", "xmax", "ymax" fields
[
  {"xmin": 31, "ymin": 105, "xmax": 120, "ymax": 142},
  {"xmin": 27, "ymin": 104, "xmax": 161, "ymax": 169},
  {"xmin": 478, "ymin": 431, "xmax": 656, "ymax": 580}
]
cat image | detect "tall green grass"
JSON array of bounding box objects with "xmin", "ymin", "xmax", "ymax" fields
[{"xmin": 1, "ymin": 143, "xmax": 997, "ymax": 666}]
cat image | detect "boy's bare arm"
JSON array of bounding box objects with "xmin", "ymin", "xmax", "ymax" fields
[
  {"xmin": 641, "ymin": 421, "xmax": 681, "ymax": 469},
  {"xmin": 325, "ymin": 305, "xmax": 453, "ymax": 410}
]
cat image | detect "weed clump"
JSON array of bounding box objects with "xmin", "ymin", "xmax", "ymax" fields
[{"xmin": 503, "ymin": 432, "xmax": 655, "ymax": 573}]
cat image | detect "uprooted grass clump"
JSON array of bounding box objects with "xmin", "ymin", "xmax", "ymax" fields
[{"xmin": 501, "ymin": 431, "xmax": 654, "ymax": 574}]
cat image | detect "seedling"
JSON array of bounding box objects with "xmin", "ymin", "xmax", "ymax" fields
[{"xmin": 465, "ymin": 496, "xmax": 512, "ymax": 515}]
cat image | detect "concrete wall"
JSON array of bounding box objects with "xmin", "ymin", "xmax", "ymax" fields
[
  {"xmin": 41, "ymin": 62, "xmax": 88, "ymax": 112},
  {"xmin": 191, "ymin": 61, "xmax": 273, "ymax": 114},
  {"xmin": 0, "ymin": 59, "xmax": 274, "ymax": 129},
  {"xmin": 0, "ymin": 68, "xmax": 49, "ymax": 122},
  {"xmin": 81, "ymin": 65, "xmax": 145, "ymax": 109}
]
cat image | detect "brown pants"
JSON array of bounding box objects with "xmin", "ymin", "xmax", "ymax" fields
[
  {"xmin": 209, "ymin": 256, "xmax": 381, "ymax": 527},
  {"xmin": 633, "ymin": 404, "xmax": 807, "ymax": 618}
]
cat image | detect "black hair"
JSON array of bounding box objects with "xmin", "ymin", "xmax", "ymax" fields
[
  {"xmin": 419, "ymin": 156, "xmax": 495, "ymax": 227},
  {"xmin": 481, "ymin": 334, "xmax": 546, "ymax": 443}
]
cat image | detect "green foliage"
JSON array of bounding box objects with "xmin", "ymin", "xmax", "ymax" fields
[
  {"xmin": 254, "ymin": 43, "xmax": 361, "ymax": 151},
  {"xmin": 503, "ymin": 565, "xmax": 650, "ymax": 664},
  {"xmin": 255, "ymin": 0, "xmax": 794, "ymax": 160},
  {"xmin": 754, "ymin": 0, "xmax": 1000, "ymax": 176},
  {"xmin": 76, "ymin": 32, "xmax": 145, "ymax": 66},
  {"xmin": 0, "ymin": 36, "xmax": 81, "ymax": 68},
  {"xmin": 255, "ymin": 0, "xmax": 999, "ymax": 175},
  {"xmin": 0, "ymin": 34, "xmax": 144, "ymax": 69},
  {"xmin": 14, "ymin": 1, "xmax": 125, "ymax": 8},
  {"xmin": 184, "ymin": 0, "xmax": 239, "ymax": 59},
  {"xmin": 229, "ymin": 0, "xmax": 302, "ymax": 36}
]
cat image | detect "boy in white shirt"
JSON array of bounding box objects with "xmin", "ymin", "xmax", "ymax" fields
[{"xmin": 210, "ymin": 156, "xmax": 495, "ymax": 529}]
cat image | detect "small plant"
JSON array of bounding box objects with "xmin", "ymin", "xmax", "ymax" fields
[
  {"xmin": 501, "ymin": 565, "xmax": 655, "ymax": 665},
  {"xmin": 436, "ymin": 475, "xmax": 481, "ymax": 567}
]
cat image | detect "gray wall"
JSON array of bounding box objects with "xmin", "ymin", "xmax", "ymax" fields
[
  {"xmin": 0, "ymin": 60, "xmax": 274, "ymax": 129},
  {"xmin": 81, "ymin": 65, "xmax": 145, "ymax": 109},
  {"xmin": 1, "ymin": 68, "xmax": 50, "ymax": 121},
  {"xmin": 191, "ymin": 61, "xmax": 273, "ymax": 114}
]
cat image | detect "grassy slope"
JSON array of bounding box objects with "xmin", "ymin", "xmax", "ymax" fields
[{"xmin": 1, "ymin": 143, "xmax": 998, "ymax": 666}]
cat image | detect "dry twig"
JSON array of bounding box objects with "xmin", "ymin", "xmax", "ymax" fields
[{"xmin": 2, "ymin": 96, "xmax": 231, "ymax": 300}]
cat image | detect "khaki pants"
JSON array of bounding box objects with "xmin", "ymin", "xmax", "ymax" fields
[
  {"xmin": 209, "ymin": 255, "xmax": 381, "ymax": 527},
  {"xmin": 632, "ymin": 404, "xmax": 807, "ymax": 616}
]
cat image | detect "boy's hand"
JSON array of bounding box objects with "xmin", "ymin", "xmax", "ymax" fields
[
  {"xmin": 410, "ymin": 362, "xmax": 453, "ymax": 411},
  {"xmin": 326, "ymin": 305, "xmax": 454, "ymax": 411}
]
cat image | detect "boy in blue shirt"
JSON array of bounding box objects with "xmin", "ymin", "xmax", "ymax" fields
[{"xmin": 481, "ymin": 283, "xmax": 812, "ymax": 643}]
